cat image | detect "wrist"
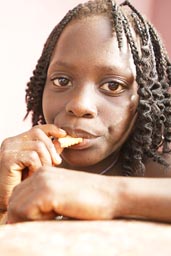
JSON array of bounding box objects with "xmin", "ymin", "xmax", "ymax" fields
[
  {"xmin": 107, "ymin": 176, "xmax": 137, "ymax": 219},
  {"xmin": 103, "ymin": 176, "xmax": 128, "ymax": 219},
  {"xmin": 114, "ymin": 177, "xmax": 149, "ymax": 220}
]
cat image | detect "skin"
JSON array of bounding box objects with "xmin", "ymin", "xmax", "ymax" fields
[
  {"xmin": 0, "ymin": 15, "xmax": 171, "ymax": 224},
  {"xmin": 43, "ymin": 16, "xmax": 139, "ymax": 172}
]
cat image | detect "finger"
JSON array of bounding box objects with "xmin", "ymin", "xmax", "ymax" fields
[
  {"xmin": 8, "ymin": 181, "xmax": 56, "ymax": 222},
  {"xmin": 3, "ymin": 137, "xmax": 61, "ymax": 166},
  {"xmin": 20, "ymin": 140, "xmax": 56, "ymax": 167},
  {"xmin": 7, "ymin": 180, "xmax": 32, "ymax": 223},
  {"xmin": 7, "ymin": 204, "xmax": 57, "ymax": 223},
  {"xmin": 8, "ymin": 150, "xmax": 42, "ymax": 174},
  {"xmin": 26, "ymin": 206, "xmax": 57, "ymax": 221},
  {"xmin": 28, "ymin": 126, "xmax": 63, "ymax": 165},
  {"xmin": 1, "ymin": 125, "xmax": 65, "ymax": 166},
  {"xmin": 35, "ymin": 124, "xmax": 66, "ymax": 138},
  {"xmin": 2, "ymin": 124, "xmax": 66, "ymax": 147},
  {"xmin": 52, "ymin": 139, "xmax": 64, "ymax": 155}
]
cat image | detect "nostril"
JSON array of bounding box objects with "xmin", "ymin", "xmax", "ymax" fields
[
  {"xmin": 83, "ymin": 113, "xmax": 94, "ymax": 118},
  {"xmin": 66, "ymin": 99, "xmax": 97, "ymax": 118},
  {"xmin": 67, "ymin": 110, "xmax": 94, "ymax": 118},
  {"xmin": 68, "ymin": 110, "xmax": 74, "ymax": 115}
]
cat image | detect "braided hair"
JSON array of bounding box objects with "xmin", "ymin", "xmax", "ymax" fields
[{"xmin": 25, "ymin": 0, "xmax": 171, "ymax": 176}]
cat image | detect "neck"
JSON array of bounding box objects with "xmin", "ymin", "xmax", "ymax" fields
[{"xmin": 60, "ymin": 152, "xmax": 120, "ymax": 175}]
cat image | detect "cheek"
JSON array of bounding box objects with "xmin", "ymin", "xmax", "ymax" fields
[
  {"xmin": 42, "ymin": 89, "xmax": 64, "ymax": 123},
  {"xmin": 108, "ymin": 95, "xmax": 138, "ymax": 133},
  {"xmin": 112, "ymin": 116, "xmax": 125, "ymax": 128},
  {"xmin": 42, "ymin": 90, "xmax": 51, "ymax": 123}
]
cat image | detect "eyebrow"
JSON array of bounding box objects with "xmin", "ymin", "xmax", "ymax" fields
[
  {"xmin": 52, "ymin": 60, "xmax": 132, "ymax": 73},
  {"xmin": 50, "ymin": 60, "xmax": 135, "ymax": 79},
  {"xmin": 50, "ymin": 61, "xmax": 77, "ymax": 70}
]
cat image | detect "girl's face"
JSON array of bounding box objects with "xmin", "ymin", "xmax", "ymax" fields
[{"xmin": 43, "ymin": 15, "xmax": 139, "ymax": 171}]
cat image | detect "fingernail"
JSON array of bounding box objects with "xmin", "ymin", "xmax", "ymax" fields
[
  {"xmin": 55, "ymin": 154, "xmax": 62, "ymax": 164},
  {"xmin": 52, "ymin": 148, "xmax": 62, "ymax": 164},
  {"xmin": 59, "ymin": 128, "xmax": 67, "ymax": 135}
]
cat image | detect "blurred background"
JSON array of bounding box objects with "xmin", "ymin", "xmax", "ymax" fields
[{"xmin": 0, "ymin": 0, "xmax": 171, "ymax": 144}]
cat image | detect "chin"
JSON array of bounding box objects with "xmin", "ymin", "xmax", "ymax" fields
[{"xmin": 61, "ymin": 150, "xmax": 101, "ymax": 169}]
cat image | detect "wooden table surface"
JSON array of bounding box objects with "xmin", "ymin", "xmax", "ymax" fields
[{"xmin": 0, "ymin": 219, "xmax": 171, "ymax": 255}]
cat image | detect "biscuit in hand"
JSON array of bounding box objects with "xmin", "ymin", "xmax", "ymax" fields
[{"xmin": 58, "ymin": 135, "xmax": 83, "ymax": 148}]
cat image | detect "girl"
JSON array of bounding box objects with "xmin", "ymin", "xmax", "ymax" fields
[{"xmin": 0, "ymin": 0, "xmax": 171, "ymax": 223}]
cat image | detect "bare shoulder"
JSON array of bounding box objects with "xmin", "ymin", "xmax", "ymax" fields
[{"xmin": 144, "ymin": 152, "xmax": 171, "ymax": 177}]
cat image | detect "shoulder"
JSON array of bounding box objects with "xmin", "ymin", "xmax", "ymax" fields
[{"xmin": 144, "ymin": 152, "xmax": 171, "ymax": 177}]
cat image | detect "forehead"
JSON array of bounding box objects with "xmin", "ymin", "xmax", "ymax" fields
[{"xmin": 50, "ymin": 15, "xmax": 136, "ymax": 75}]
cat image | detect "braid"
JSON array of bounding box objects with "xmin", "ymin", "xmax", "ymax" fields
[
  {"xmin": 148, "ymin": 22, "xmax": 167, "ymax": 79},
  {"xmin": 25, "ymin": 0, "xmax": 171, "ymax": 176},
  {"xmin": 147, "ymin": 23, "xmax": 171, "ymax": 153},
  {"xmin": 111, "ymin": 3, "xmax": 123, "ymax": 49},
  {"xmin": 117, "ymin": 10, "xmax": 150, "ymax": 176},
  {"xmin": 25, "ymin": 0, "xmax": 113, "ymax": 126},
  {"xmin": 121, "ymin": 0, "xmax": 148, "ymax": 45},
  {"xmin": 117, "ymin": 1, "xmax": 171, "ymax": 175},
  {"xmin": 25, "ymin": 5, "xmax": 83, "ymax": 126}
]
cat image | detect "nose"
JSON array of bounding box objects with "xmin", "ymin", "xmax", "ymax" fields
[{"xmin": 65, "ymin": 87, "xmax": 97, "ymax": 118}]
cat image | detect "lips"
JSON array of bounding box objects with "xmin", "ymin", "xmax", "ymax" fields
[{"xmin": 60, "ymin": 127, "xmax": 100, "ymax": 139}]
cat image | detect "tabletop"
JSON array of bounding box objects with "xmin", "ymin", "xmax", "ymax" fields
[{"xmin": 0, "ymin": 219, "xmax": 171, "ymax": 255}]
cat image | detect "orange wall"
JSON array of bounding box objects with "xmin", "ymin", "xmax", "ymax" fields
[{"xmin": 0, "ymin": 0, "xmax": 170, "ymax": 144}]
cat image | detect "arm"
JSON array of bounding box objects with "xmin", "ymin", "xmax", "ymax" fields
[
  {"xmin": 109, "ymin": 176, "xmax": 171, "ymax": 222},
  {"xmin": 7, "ymin": 165, "xmax": 171, "ymax": 223}
]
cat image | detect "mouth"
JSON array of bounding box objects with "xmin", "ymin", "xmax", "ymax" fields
[
  {"xmin": 61, "ymin": 127, "xmax": 100, "ymax": 139},
  {"xmin": 59, "ymin": 127, "xmax": 101, "ymax": 150},
  {"xmin": 64, "ymin": 137, "xmax": 99, "ymax": 150}
]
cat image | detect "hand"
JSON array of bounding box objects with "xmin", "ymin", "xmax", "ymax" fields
[
  {"xmin": 7, "ymin": 167, "xmax": 118, "ymax": 223},
  {"xmin": 0, "ymin": 124, "xmax": 66, "ymax": 211}
]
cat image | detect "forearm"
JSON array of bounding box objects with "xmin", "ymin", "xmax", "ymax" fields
[{"xmin": 110, "ymin": 177, "xmax": 171, "ymax": 222}]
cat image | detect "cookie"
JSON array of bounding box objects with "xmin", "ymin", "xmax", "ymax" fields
[{"xmin": 58, "ymin": 135, "xmax": 83, "ymax": 148}]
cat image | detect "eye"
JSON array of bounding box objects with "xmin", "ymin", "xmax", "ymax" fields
[
  {"xmin": 100, "ymin": 81, "xmax": 126, "ymax": 95},
  {"xmin": 52, "ymin": 77, "xmax": 72, "ymax": 88}
]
